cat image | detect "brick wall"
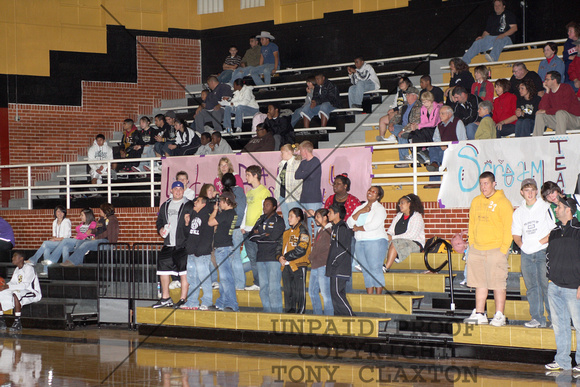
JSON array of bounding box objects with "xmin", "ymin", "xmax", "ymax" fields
[
  {"xmin": 5, "ymin": 36, "xmax": 201, "ymax": 199},
  {"xmin": 2, "ymin": 203, "xmax": 470, "ymax": 250}
]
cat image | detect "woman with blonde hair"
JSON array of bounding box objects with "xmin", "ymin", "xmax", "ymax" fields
[
  {"xmin": 274, "ymin": 143, "xmax": 303, "ymax": 228},
  {"xmin": 213, "ymin": 156, "xmax": 244, "ymax": 194},
  {"xmin": 471, "ymin": 65, "xmax": 494, "ymax": 102}
]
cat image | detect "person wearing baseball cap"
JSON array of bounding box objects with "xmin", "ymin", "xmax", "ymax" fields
[
  {"xmin": 250, "ymin": 31, "xmax": 280, "ymax": 86},
  {"xmin": 208, "ymin": 191, "xmax": 239, "ymax": 311},
  {"xmin": 153, "ymin": 180, "xmax": 191, "ymax": 309},
  {"xmin": 390, "ymin": 86, "xmax": 424, "ymax": 168},
  {"xmin": 545, "ymin": 194, "xmax": 580, "ymax": 372},
  {"xmin": 511, "ymin": 178, "xmax": 555, "ymax": 329}
]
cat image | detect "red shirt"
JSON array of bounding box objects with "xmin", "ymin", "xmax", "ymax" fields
[
  {"xmin": 324, "ymin": 194, "xmax": 362, "ymax": 221},
  {"xmin": 493, "ymin": 92, "xmax": 517, "ymax": 123},
  {"xmin": 539, "ymin": 83, "xmax": 580, "ymax": 116}
]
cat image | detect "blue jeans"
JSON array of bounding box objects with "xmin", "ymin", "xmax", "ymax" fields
[
  {"xmin": 214, "ymin": 246, "xmax": 239, "ymax": 311},
  {"xmin": 548, "ymin": 282, "xmax": 580, "ymax": 369},
  {"xmin": 257, "ymin": 261, "xmax": 283, "ymax": 313},
  {"xmin": 154, "ymin": 141, "xmax": 175, "ymax": 156},
  {"xmin": 29, "ymin": 240, "xmax": 61, "ymax": 264},
  {"xmin": 250, "ymin": 64, "xmax": 275, "ymax": 86},
  {"xmin": 291, "ymin": 107, "xmax": 305, "ymax": 127},
  {"xmin": 230, "ymin": 66, "xmax": 253, "ymax": 84},
  {"xmin": 521, "ymin": 249, "xmax": 551, "ymax": 324},
  {"xmin": 300, "ymin": 102, "xmax": 336, "ymax": 120},
  {"xmin": 300, "ymin": 202, "xmax": 321, "ymax": 238},
  {"xmin": 428, "ymin": 146, "xmax": 444, "ymax": 182},
  {"xmin": 497, "ymin": 123, "xmax": 516, "ymax": 137},
  {"xmin": 67, "ymin": 239, "xmax": 108, "ymax": 265},
  {"xmin": 192, "ymin": 254, "xmax": 213, "ymax": 307},
  {"xmin": 393, "ymin": 124, "xmax": 410, "ymax": 161},
  {"xmin": 243, "ymin": 237, "xmax": 259, "ymax": 286},
  {"xmin": 138, "ymin": 145, "xmax": 156, "ymax": 170},
  {"xmin": 466, "ymin": 123, "xmax": 478, "ymax": 140},
  {"xmin": 348, "ymin": 79, "xmax": 376, "ymax": 107},
  {"xmin": 184, "ymin": 255, "xmax": 200, "ymax": 308},
  {"xmin": 223, "ymin": 105, "xmax": 259, "ymax": 130},
  {"xmin": 515, "ymin": 119, "xmax": 534, "ymax": 137},
  {"xmin": 278, "ymin": 197, "xmax": 297, "ymax": 230},
  {"xmin": 356, "ymin": 239, "xmax": 388, "ymax": 288},
  {"xmin": 308, "ymin": 266, "xmax": 333, "ymax": 315},
  {"xmin": 231, "ymin": 229, "xmax": 246, "ymax": 289},
  {"xmin": 462, "ymin": 34, "xmax": 513, "ymax": 64},
  {"xmin": 49, "ymin": 238, "xmax": 81, "ymax": 263},
  {"xmin": 217, "ymin": 70, "xmax": 234, "ymax": 84}
]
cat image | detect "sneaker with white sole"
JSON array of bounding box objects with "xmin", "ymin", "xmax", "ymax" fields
[
  {"xmin": 385, "ymin": 134, "xmax": 397, "ymax": 143},
  {"xmin": 354, "ymin": 264, "xmax": 362, "ymax": 272},
  {"xmin": 573, "ymin": 365, "xmax": 580, "ymax": 373},
  {"xmin": 463, "ymin": 309, "xmax": 488, "ymax": 325},
  {"xmin": 545, "ymin": 362, "xmax": 563, "ymax": 371},
  {"xmin": 212, "ymin": 282, "xmax": 220, "ymax": 289},
  {"xmin": 152, "ymin": 298, "xmax": 173, "ymax": 308},
  {"xmin": 244, "ymin": 284, "xmax": 260, "ymax": 291},
  {"xmin": 489, "ymin": 311, "xmax": 506, "ymax": 327},
  {"xmin": 484, "ymin": 53, "xmax": 494, "ymax": 62},
  {"xmin": 198, "ymin": 305, "xmax": 209, "ymax": 311},
  {"xmin": 524, "ymin": 319, "xmax": 541, "ymax": 328}
]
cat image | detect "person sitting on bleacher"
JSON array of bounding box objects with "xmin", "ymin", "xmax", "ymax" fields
[
  {"xmin": 461, "ymin": 0, "xmax": 518, "ymax": 64},
  {"xmin": 301, "ymin": 73, "xmax": 341, "ymax": 129},
  {"xmin": 137, "ymin": 116, "xmax": 160, "ymax": 172},
  {"xmin": 291, "ymin": 76, "xmax": 315, "ymax": 128},
  {"xmin": 87, "ymin": 134, "xmax": 113, "ymax": 186},
  {"xmin": 230, "ymin": 36, "xmax": 262, "ymax": 85},
  {"xmin": 419, "ymin": 75, "xmax": 444, "ymax": 104},
  {"xmin": 391, "ymin": 76, "xmax": 413, "ymax": 112},
  {"xmin": 223, "ymin": 79, "xmax": 259, "ymax": 134},
  {"xmin": 207, "ymin": 131, "xmax": 233, "ymax": 155},
  {"xmin": 538, "ymin": 42, "xmax": 565, "ymax": 82},
  {"xmin": 216, "ymin": 45, "xmax": 241, "ymax": 84},
  {"xmin": 115, "ymin": 118, "xmax": 144, "ymax": 173},
  {"xmin": 171, "ymin": 119, "xmax": 201, "ymax": 156},
  {"xmin": 532, "ymin": 71, "xmax": 580, "ymax": 136},
  {"xmin": 194, "ymin": 132, "xmax": 213, "ymax": 156},
  {"xmin": 564, "ymin": 22, "xmax": 579, "ymax": 86},
  {"xmin": 492, "ymin": 79, "xmax": 517, "ymax": 137},
  {"xmin": 264, "ymin": 103, "xmax": 294, "ymax": 150},
  {"xmin": 568, "ymin": 39, "xmax": 580, "ymax": 95},
  {"xmin": 510, "ymin": 62, "xmax": 544, "ymax": 98},
  {"xmin": 403, "ymin": 91, "xmax": 442, "ymax": 145},
  {"xmin": 427, "ymin": 105, "xmax": 467, "ymax": 173},
  {"xmin": 250, "ymin": 31, "xmax": 279, "ymax": 87},
  {"xmin": 154, "ymin": 112, "xmax": 177, "ymax": 157},
  {"xmin": 514, "ymin": 79, "xmax": 542, "ymax": 137},
  {"xmin": 444, "ymin": 58, "xmax": 474, "ymax": 101},
  {"xmin": 242, "ymin": 124, "xmax": 275, "ymax": 153},
  {"xmin": 471, "ymin": 65, "xmax": 494, "ymax": 102},
  {"xmin": 447, "ymin": 87, "xmax": 480, "ymax": 140},
  {"xmin": 388, "ymin": 87, "xmax": 423, "ymax": 168},
  {"xmin": 194, "ymin": 76, "xmax": 233, "ymax": 134},
  {"xmin": 62, "ymin": 203, "xmax": 119, "ymax": 267},
  {"xmin": 0, "ymin": 251, "xmax": 42, "ymax": 332},
  {"xmin": 475, "ymin": 100, "xmax": 496, "ymax": 139},
  {"xmin": 347, "ymin": 56, "xmax": 380, "ymax": 108}
]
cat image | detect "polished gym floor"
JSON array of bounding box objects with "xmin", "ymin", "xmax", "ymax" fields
[{"xmin": 0, "ymin": 327, "xmax": 576, "ymax": 386}]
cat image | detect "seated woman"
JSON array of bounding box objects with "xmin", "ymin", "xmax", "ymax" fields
[
  {"xmin": 274, "ymin": 144, "xmax": 303, "ymax": 228},
  {"xmin": 48, "ymin": 208, "xmax": 97, "ymax": 268},
  {"xmin": 170, "ymin": 119, "xmax": 200, "ymax": 156},
  {"xmin": 28, "ymin": 205, "xmax": 71, "ymax": 271},
  {"xmin": 213, "ymin": 157, "xmax": 244, "ymax": 194},
  {"xmin": 538, "ymin": 42, "xmax": 565, "ymax": 81},
  {"xmin": 375, "ymin": 77, "xmax": 413, "ymax": 142},
  {"xmin": 471, "ymin": 65, "xmax": 494, "ymax": 102},
  {"xmin": 445, "ymin": 58, "xmax": 474, "ymax": 101},
  {"xmin": 323, "ymin": 174, "xmax": 361, "ymax": 222},
  {"xmin": 492, "ymin": 79, "xmax": 517, "ymax": 137},
  {"xmin": 515, "ymin": 79, "xmax": 542, "ymax": 137},
  {"xmin": 223, "ymin": 79, "xmax": 259, "ymax": 134},
  {"xmin": 384, "ymin": 194, "xmax": 425, "ymax": 271},
  {"xmin": 279, "ymin": 208, "xmax": 311, "ymax": 314},
  {"xmin": 403, "ymin": 91, "xmax": 442, "ymax": 142},
  {"xmin": 62, "ymin": 203, "xmax": 119, "ymax": 266},
  {"xmin": 346, "ymin": 186, "xmax": 389, "ymax": 294}
]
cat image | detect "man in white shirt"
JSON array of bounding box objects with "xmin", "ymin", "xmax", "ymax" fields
[{"xmin": 347, "ymin": 56, "xmax": 380, "ymax": 108}]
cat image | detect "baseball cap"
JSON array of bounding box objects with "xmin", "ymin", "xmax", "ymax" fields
[
  {"xmin": 171, "ymin": 181, "xmax": 184, "ymax": 190},
  {"xmin": 520, "ymin": 178, "xmax": 537, "ymax": 190},
  {"xmin": 220, "ymin": 191, "xmax": 237, "ymax": 206}
]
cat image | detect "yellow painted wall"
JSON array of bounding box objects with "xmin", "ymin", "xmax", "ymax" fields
[{"xmin": 1, "ymin": 0, "xmax": 411, "ymax": 77}]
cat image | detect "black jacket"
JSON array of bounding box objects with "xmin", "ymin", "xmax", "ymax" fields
[
  {"xmin": 446, "ymin": 93, "xmax": 480, "ymax": 125},
  {"xmin": 313, "ymin": 79, "xmax": 341, "ymax": 109},
  {"xmin": 156, "ymin": 199, "xmax": 191, "ymax": 247},
  {"xmin": 325, "ymin": 220, "xmax": 353, "ymax": 278},
  {"xmin": 249, "ymin": 213, "xmax": 285, "ymax": 262},
  {"xmin": 547, "ymin": 217, "xmax": 580, "ymax": 289},
  {"xmin": 185, "ymin": 204, "xmax": 214, "ymax": 256},
  {"xmin": 264, "ymin": 115, "xmax": 295, "ymax": 147}
]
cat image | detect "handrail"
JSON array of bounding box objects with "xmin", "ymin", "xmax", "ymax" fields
[
  {"xmin": 440, "ymin": 55, "xmax": 562, "ymax": 70},
  {"xmin": 423, "ymin": 238, "xmax": 456, "ymax": 314},
  {"xmin": 503, "ymin": 38, "xmax": 566, "ymax": 51}
]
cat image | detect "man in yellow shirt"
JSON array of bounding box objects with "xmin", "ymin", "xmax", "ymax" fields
[{"xmin": 464, "ymin": 171, "xmax": 513, "ymax": 326}]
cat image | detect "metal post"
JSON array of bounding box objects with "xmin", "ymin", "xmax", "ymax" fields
[
  {"xmin": 107, "ymin": 161, "xmax": 112, "ymax": 203},
  {"xmin": 66, "ymin": 164, "xmax": 71, "ymax": 209},
  {"xmin": 27, "ymin": 166, "xmax": 32, "ymax": 210},
  {"xmin": 412, "ymin": 145, "xmax": 418, "ymax": 194},
  {"xmin": 150, "ymin": 160, "xmax": 155, "ymax": 208}
]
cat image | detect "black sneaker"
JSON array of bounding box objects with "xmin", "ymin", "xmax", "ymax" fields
[
  {"xmin": 173, "ymin": 299, "xmax": 186, "ymax": 309},
  {"xmin": 0, "ymin": 318, "xmax": 6, "ymax": 330},
  {"xmin": 9, "ymin": 319, "xmax": 21, "ymax": 332},
  {"xmin": 152, "ymin": 298, "xmax": 173, "ymax": 308}
]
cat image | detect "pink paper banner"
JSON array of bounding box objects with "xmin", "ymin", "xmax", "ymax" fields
[{"xmin": 160, "ymin": 147, "xmax": 373, "ymax": 204}]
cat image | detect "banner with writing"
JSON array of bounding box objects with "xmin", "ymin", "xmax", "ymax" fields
[
  {"xmin": 160, "ymin": 147, "xmax": 373, "ymax": 204},
  {"xmin": 438, "ymin": 136, "xmax": 580, "ymax": 208}
]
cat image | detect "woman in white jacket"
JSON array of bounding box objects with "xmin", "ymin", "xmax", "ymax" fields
[
  {"xmin": 274, "ymin": 144, "xmax": 303, "ymax": 229},
  {"xmin": 384, "ymin": 194, "xmax": 426, "ymax": 271},
  {"xmin": 223, "ymin": 79, "xmax": 260, "ymax": 133},
  {"xmin": 347, "ymin": 186, "xmax": 389, "ymax": 294}
]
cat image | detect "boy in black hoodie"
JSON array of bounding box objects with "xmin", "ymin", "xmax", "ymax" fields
[{"xmin": 325, "ymin": 204, "xmax": 355, "ymax": 316}]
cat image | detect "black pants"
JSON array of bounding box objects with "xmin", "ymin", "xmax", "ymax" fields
[
  {"xmin": 330, "ymin": 276, "xmax": 354, "ymax": 316},
  {"xmin": 282, "ymin": 266, "xmax": 307, "ymax": 314},
  {"xmin": 408, "ymin": 127, "xmax": 435, "ymax": 143}
]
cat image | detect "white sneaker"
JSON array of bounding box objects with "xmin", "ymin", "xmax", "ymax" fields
[
  {"xmin": 524, "ymin": 319, "xmax": 541, "ymax": 328},
  {"xmin": 244, "ymin": 284, "xmax": 260, "ymax": 291},
  {"xmin": 168, "ymin": 280, "xmax": 181, "ymax": 290},
  {"xmin": 41, "ymin": 260, "xmax": 53, "ymax": 266},
  {"xmin": 354, "ymin": 264, "xmax": 362, "ymax": 272},
  {"xmin": 235, "ymin": 127, "xmax": 242, "ymax": 133},
  {"xmin": 489, "ymin": 311, "xmax": 506, "ymax": 327},
  {"xmin": 545, "ymin": 361, "xmax": 563, "ymax": 371},
  {"xmin": 212, "ymin": 282, "xmax": 220, "ymax": 289},
  {"xmin": 484, "ymin": 53, "xmax": 494, "ymax": 62},
  {"xmin": 459, "ymin": 279, "xmax": 467, "ymax": 286},
  {"xmin": 198, "ymin": 305, "xmax": 209, "ymax": 311},
  {"xmin": 404, "ymin": 154, "xmax": 413, "ymax": 161},
  {"xmin": 463, "ymin": 309, "xmax": 488, "ymax": 325},
  {"xmin": 385, "ymin": 134, "xmax": 397, "ymax": 143}
]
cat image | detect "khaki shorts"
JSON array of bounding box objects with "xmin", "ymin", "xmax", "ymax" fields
[{"xmin": 466, "ymin": 247, "xmax": 508, "ymax": 290}]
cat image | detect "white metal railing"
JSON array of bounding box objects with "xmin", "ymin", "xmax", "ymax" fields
[{"xmin": 0, "ymin": 157, "xmax": 161, "ymax": 210}]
